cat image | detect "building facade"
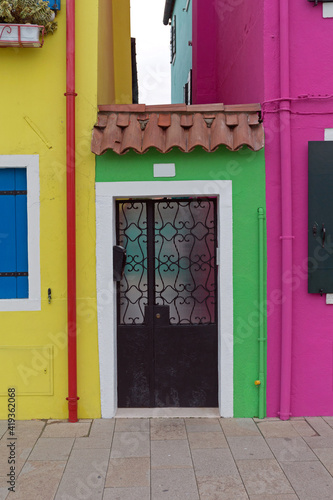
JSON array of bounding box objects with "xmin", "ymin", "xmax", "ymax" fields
[
  {"xmin": 165, "ymin": 0, "xmax": 333, "ymax": 418},
  {"xmin": 92, "ymin": 103, "xmax": 265, "ymax": 418},
  {"xmin": 0, "ymin": 0, "xmax": 132, "ymax": 420}
]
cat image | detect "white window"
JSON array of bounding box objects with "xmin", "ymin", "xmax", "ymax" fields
[{"xmin": 0, "ymin": 155, "xmax": 40, "ymax": 311}]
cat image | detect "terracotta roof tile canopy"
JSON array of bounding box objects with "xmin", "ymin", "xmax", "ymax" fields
[{"xmin": 91, "ymin": 103, "xmax": 264, "ymax": 156}]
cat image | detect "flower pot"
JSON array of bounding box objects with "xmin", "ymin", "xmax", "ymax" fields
[{"xmin": 0, "ymin": 24, "xmax": 44, "ymax": 48}]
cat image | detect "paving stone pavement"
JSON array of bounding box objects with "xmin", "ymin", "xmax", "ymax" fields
[{"xmin": 1, "ymin": 417, "xmax": 333, "ymax": 499}]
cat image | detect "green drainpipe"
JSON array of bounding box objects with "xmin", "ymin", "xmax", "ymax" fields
[{"xmin": 257, "ymin": 208, "xmax": 266, "ymax": 419}]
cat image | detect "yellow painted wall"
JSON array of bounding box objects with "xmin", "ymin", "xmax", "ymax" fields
[
  {"xmin": 0, "ymin": 0, "xmax": 101, "ymax": 419},
  {"xmin": 98, "ymin": 0, "xmax": 132, "ymax": 104}
]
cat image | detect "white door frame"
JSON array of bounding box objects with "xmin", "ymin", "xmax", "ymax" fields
[{"xmin": 96, "ymin": 180, "xmax": 233, "ymax": 417}]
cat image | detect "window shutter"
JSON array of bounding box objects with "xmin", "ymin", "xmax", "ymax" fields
[
  {"xmin": 187, "ymin": 69, "xmax": 192, "ymax": 105},
  {"xmin": 170, "ymin": 16, "xmax": 176, "ymax": 64},
  {"xmin": 0, "ymin": 168, "xmax": 28, "ymax": 299},
  {"xmin": 184, "ymin": 83, "xmax": 189, "ymax": 104},
  {"xmin": 308, "ymin": 141, "xmax": 333, "ymax": 293}
]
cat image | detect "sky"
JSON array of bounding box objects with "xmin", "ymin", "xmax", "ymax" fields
[{"xmin": 130, "ymin": 0, "xmax": 171, "ymax": 105}]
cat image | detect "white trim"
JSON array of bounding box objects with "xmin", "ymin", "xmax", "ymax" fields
[
  {"xmin": 96, "ymin": 180, "xmax": 233, "ymax": 418},
  {"xmin": 323, "ymin": 3, "xmax": 333, "ymax": 18},
  {"xmin": 324, "ymin": 128, "xmax": 333, "ymax": 141},
  {"xmin": 0, "ymin": 155, "xmax": 40, "ymax": 311}
]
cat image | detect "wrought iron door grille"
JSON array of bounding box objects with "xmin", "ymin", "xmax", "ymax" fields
[{"xmin": 117, "ymin": 198, "xmax": 217, "ymax": 325}]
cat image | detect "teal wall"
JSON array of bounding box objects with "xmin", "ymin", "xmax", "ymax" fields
[
  {"xmin": 96, "ymin": 146, "xmax": 266, "ymax": 417},
  {"xmin": 171, "ymin": 0, "xmax": 192, "ymax": 104}
]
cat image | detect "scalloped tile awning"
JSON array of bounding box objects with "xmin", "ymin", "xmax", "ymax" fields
[{"xmin": 91, "ymin": 103, "xmax": 264, "ymax": 156}]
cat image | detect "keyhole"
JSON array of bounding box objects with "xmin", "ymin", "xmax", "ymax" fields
[{"xmin": 156, "ymin": 313, "xmax": 161, "ymax": 319}]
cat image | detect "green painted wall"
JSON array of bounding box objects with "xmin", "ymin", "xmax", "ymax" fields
[
  {"xmin": 96, "ymin": 146, "xmax": 266, "ymax": 417},
  {"xmin": 171, "ymin": 0, "xmax": 192, "ymax": 104}
]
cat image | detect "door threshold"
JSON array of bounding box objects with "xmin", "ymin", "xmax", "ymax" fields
[{"xmin": 115, "ymin": 408, "xmax": 220, "ymax": 418}]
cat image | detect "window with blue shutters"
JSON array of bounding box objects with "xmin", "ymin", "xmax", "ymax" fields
[{"xmin": 0, "ymin": 168, "xmax": 28, "ymax": 299}]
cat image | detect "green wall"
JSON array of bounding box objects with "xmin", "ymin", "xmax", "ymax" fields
[
  {"xmin": 171, "ymin": 0, "xmax": 192, "ymax": 104},
  {"xmin": 96, "ymin": 146, "xmax": 266, "ymax": 417}
]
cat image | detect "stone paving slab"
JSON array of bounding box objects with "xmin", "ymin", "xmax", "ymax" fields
[
  {"xmin": 110, "ymin": 431, "xmax": 150, "ymax": 458},
  {"xmin": 28, "ymin": 437, "xmax": 74, "ymax": 461},
  {"xmin": 220, "ymin": 418, "xmax": 261, "ymax": 437},
  {"xmin": 311, "ymin": 447, "xmax": 333, "ymax": 474},
  {"xmin": 115, "ymin": 418, "xmax": 150, "ymax": 433},
  {"xmin": 192, "ymin": 447, "xmax": 241, "ymax": 478},
  {"xmin": 227, "ymin": 435, "xmax": 274, "ymax": 460},
  {"xmin": 256, "ymin": 421, "xmax": 300, "ymax": 438},
  {"xmin": 304, "ymin": 435, "xmax": 333, "ymax": 449},
  {"xmin": 289, "ymin": 419, "xmax": 318, "ymax": 437},
  {"xmin": 305, "ymin": 417, "xmax": 333, "ymax": 437},
  {"xmin": 188, "ymin": 430, "xmax": 228, "ymax": 449},
  {"xmin": 151, "ymin": 439, "xmax": 192, "ymax": 469},
  {"xmin": 103, "ymin": 486, "xmax": 151, "ymax": 499},
  {"xmin": 0, "ymin": 424, "xmax": 8, "ymax": 441},
  {"xmin": 249, "ymin": 495, "xmax": 299, "ymax": 500},
  {"xmin": 281, "ymin": 460, "xmax": 333, "ymax": 499},
  {"xmin": 73, "ymin": 435, "xmax": 113, "ymax": 449},
  {"xmin": 105, "ymin": 457, "xmax": 150, "ymax": 487},
  {"xmin": 236, "ymin": 459, "xmax": 296, "ymax": 496},
  {"xmin": 1, "ymin": 416, "xmax": 333, "ymax": 499},
  {"xmin": 42, "ymin": 421, "xmax": 91, "ymax": 438},
  {"xmin": 323, "ymin": 416, "xmax": 333, "ymax": 429},
  {"xmin": 89, "ymin": 418, "xmax": 115, "ymax": 437},
  {"xmin": 151, "ymin": 468, "xmax": 199, "ymax": 499},
  {"xmin": 185, "ymin": 417, "xmax": 221, "ymax": 433},
  {"xmin": 150, "ymin": 418, "xmax": 186, "ymax": 440},
  {"xmin": 196, "ymin": 477, "xmax": 249, "ymax": 499},
  {"xmin": 266, "ymin": 437, "xmax": 317, "ymax": 462},
  {"xmin": 54, "ymin": 448, "xmax": 110, "ymax": 500},
  {"xmin": 10, "ymin": 460, "xmax": 66, "ymax": 500}
]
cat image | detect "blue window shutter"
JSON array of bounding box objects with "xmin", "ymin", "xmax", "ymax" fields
[
  {"xmin": 15, "ymin": 169, "xmax": 28, "ymax": 298},
  {"xmin": 0, "ymin": 168, "xmax": 28, "ymax": 299}
]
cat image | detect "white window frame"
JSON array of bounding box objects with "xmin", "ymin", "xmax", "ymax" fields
[
  {"xmin": 0, "ymin": 155, "xmax": 40, "ymax": 311},
  {"xmin": 96, "ymin": 180, "xmax": 233, "ymax": 418}
]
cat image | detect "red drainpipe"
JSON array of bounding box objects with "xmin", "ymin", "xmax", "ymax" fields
[{"xmin": 65, "ymin": 0, "xmax": 79, "ymax": 422}]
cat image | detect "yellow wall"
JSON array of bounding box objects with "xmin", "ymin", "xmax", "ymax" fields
[
  {"xmin": 98, "ymin": 0, "xmax": 132, "ymax": 104},
  {"xmin": 0, "ymin": 0, "xmax": 100, "ymax": 419}
]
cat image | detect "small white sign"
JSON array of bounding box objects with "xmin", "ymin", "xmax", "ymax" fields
[
  {"xmin": 323, "ymin": 3, "xmax": 333, "ymax": 18},
  {"xmin": 326, "ymin": 294, "xmax": 333, "ymax": 304},
  {"xmin": 325, "ymin": 128, "xmax": 333, "ymax": 141},
  {"xmin": 153, "ymin": 163, "xmax": 176, "ymax": 178}
]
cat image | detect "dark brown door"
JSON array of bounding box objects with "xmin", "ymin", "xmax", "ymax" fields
[{"xmin": 116, "ymin": 198, "xmax": 218, "ymax": 407}]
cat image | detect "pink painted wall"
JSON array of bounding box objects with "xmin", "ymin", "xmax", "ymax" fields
[
  {"xmin": 192, "ymin": 0, "xmax": 218, "ymax": 104},
  {"xmin": 193, "ymin": 0, "xmax": 264, "ymax": 105},
  {"xmin": 194, "ymin": 0, "xmax": 333, "ymax": 416},
  {"xmin": 264, "ymin": 2, "xmax": 333, "ymax": 417}
]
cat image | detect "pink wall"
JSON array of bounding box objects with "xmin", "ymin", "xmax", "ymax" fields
[
  {"xmin": 264, "ymin": 2, "xmax": 333, "ymax": 417},
  {"xmin": 192, "ymin": 0, "xmax": 218, "ymax": 104},
  {"xmin": 193, "ymin": 0, "xmax": 264, "ymax": 105},
  {"xmin": 195, "ymin": 0, "xmax": 333, "ymax": 416}
]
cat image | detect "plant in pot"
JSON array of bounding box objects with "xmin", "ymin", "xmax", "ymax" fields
[{"xmin": 0, "ymin": 0, "xmax": 58, "ymax": 47}]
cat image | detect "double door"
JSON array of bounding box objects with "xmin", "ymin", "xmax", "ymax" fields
[{"xmin": 116, "ymin": 197, "xmax": 218, "ymax": 407}]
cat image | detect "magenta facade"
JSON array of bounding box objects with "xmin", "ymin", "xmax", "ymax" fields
[{"xmin": 192, "ymin": 0, "xmax": 333, "ymax": 417}]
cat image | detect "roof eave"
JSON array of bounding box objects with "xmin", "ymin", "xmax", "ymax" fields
[{"xmin": 163, "ymin": 0, "xmax": 176, "ymax": 25}]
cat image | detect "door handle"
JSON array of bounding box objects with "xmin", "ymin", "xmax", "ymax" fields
[{"xmin": 322, "ymin": 223, "xmax": 326, "ymax": 248}]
